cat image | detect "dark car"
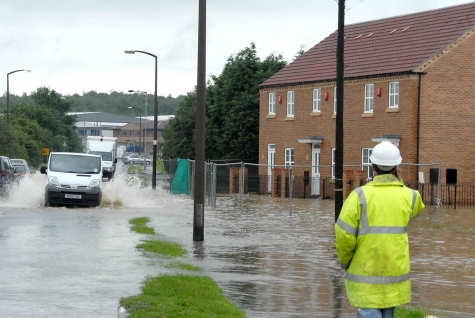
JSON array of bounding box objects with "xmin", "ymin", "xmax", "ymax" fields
[
  {"xmin": 12, "ymin": 164, "xmax": 32, "ymax": 180},
  {"xmin": 0, "ymin": 156, "xmax": 17, "ymax": 196}
]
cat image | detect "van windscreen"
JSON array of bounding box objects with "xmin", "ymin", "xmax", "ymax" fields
[{"xmin": 50, "ymin": 154, "xmax": 101, "ymax": 174}]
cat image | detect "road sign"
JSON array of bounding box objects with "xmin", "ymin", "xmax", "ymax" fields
[{"xmin": 42, "ymin": 148, "xmax": 50, "ymax": 156}]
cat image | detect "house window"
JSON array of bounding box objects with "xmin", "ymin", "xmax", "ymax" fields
[
  {"xmin": 285, "ymin": 148, "xmax": 294, "ymax": 166},
  {"xmin": 137, "ymin": 131, "xmax": 141, "ymax": 136},
  {"xmin": 365, "ymin": 84, "xmax": 374, "ymax": 113},
  {"xmin": 362, "ymin": 148, "xmax": 374, "ymax": 179},
  {"xmin": 269, "ymin": 92, "xmax": 276, "ymax": 114},
  {"xmin": 389, "ymin": 82, "xmax": 399, "ymax": 108},
  {"xmin": 313, "ymin": 88, "xmax": 321, "ymax": 112},
  {"xmin": 130, "ymin": 131, "xmax": 134, "ymax": 136},
  {"xmin": 122, "ymin": 131, "xmax": 127, "ymax": 136},
  {"xmin": 287, "ymin": 91, "xmax": 294, "ymax": 117},
  {"xmin": 334, "ymin": 87, "xmax": 337, "ymax": 115},
  {"xmin": 332, "ymin": 148, "xmax": 336, "ymax": 179}
]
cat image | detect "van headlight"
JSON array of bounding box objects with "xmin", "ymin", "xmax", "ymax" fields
[
  {"xmin": 89, "ymin": 179, "xmax": 100, "ymax": 189},
  {"xmin": 48, "ymin": 176, "xmax": 59, "ymax": 188}
]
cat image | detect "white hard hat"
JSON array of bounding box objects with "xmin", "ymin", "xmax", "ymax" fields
[{"xmin": 370, "ymin": 141, "xmax": 402, "ymax": 170}]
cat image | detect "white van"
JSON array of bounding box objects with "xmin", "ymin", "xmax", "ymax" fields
[{"xmin": 40, "ymin": 152, "xmax": 103, "ymax": 207}]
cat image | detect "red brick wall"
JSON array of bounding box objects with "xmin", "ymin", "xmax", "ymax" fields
[
  {"xmin": 418, "ymin": 31, "xmax": 475, "ymax": 182},
  {"xmin": 259, "ymin": 76, "xmax": 419, "ymax": 180}
]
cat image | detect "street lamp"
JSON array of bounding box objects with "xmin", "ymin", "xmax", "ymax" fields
[
  {"xmin": 128, "ymin": 106, "xmax": 143, "ymax": 155},
  {"xmin": 6, "ymin": 69, "xmax": 31, "ymax": 125},
  {"xmin": 128, "ymin": 90, "xmax": 147, "ymax": 155},
  {"xmin": 125, "ymin": 50, "xmax": 158, "ymax": 189}
]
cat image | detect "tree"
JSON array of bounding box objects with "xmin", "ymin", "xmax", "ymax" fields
[
  {"xmin": 293, "ymin": 44, "xmax": 305, "ymax": 60},
  {"xmin": 206, "ymin": 43, "xmax": 287, "ymax": 162},
  {"xmin": 161, "ymin": 43, "xmax": 287, "ymax": 162},
  {"xmin": 162, "ymin": 90, "xmax": 197, "ymax": 159}
]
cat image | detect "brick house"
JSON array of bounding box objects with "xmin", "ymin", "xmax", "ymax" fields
[{"xmin": 258, "ymin": 2, "xmax": 475, "ymax": 197}]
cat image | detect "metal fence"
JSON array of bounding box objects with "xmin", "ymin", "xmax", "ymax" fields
[{"xmin": 160, "ymin": 160, "xmax": 475, "ymax": 217}]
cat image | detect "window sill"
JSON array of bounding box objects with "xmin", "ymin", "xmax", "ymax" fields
[
  {"xmin": 331, "ymin": 114, "xmax": 336, "ymax": 119},
  {"xmin": 310, "ymin": 111, "xmax": 322, "ymax": 117},
  {"xmin": 266, "ymin": 114, "xmax": 276, "ymax": 119},
  {"xmin": 285, "ymin": 116, "xmax": 295, "ymax": 121},
  {"xmin": 386, "ymin": 108, "xmax": 399, "ymax": 113},
  {"xmin": 329, "ymin": 178, "xmax": 335, "ymax": 184},
  {"xmin": 361, "ymin": 113, "xmax": 374, "ymax": 118}
]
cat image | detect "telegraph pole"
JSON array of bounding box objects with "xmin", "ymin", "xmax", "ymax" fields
[
  {"xmin": 193, "ymin": 0, "xmax": 206, "ymax": 241},
  {"xmin": 335, "ymin": 0, "xmax": 345, "ymax": 222}
]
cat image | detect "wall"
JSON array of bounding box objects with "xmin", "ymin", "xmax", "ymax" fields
[
  {"xmin": 418, "ymin": 28, "xmax": 475, "ymax": 183},
  {"xmin": 259, "ymin": 75, "xmax": 420, "ymax": 182}
]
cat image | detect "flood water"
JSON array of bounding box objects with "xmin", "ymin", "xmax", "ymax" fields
[{"xmin": 0, "ymin": 163, "xmax": 473, "ymax": 318}]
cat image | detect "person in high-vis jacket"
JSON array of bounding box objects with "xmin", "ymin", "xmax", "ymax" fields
[{"xmin": 335, "ymin": 141, "xmax": 425, "ymax": 318}]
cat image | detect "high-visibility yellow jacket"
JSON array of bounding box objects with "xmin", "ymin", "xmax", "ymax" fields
[{"xmin": 335, "ymin": 174, "xmax": 425, "ymax": 309}]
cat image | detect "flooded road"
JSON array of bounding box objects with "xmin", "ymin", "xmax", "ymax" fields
[{"xmin": 0, "ymin": 164, "xmax": 474, "ymax": 317}]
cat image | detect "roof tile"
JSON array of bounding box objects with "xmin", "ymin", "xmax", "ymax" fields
[{"xmin": 261, "ymin": 2, "xmax": 475, "ymax": 88}]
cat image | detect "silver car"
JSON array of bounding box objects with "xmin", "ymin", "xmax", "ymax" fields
[{"xmin": 123, "ymin": 154, "xmax": 151, "ymax": 165}]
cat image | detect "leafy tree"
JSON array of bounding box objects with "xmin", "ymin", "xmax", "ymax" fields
[
  {"xmin": 206, "ymin": 43, "xmax": 287, "ymax": 162},
  {"xmin": 293, "ymin": 44, "xmax": 305, "ymax": 60},
  {"xmin": 162, "ymin": 90, "xmax": 197, "ymax": 159},
  {"xmin": 162, "ymin": 43, "xmax": 286, "ymax": 162}
]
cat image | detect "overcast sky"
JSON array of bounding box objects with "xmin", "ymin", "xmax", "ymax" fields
[{"xmin": 1, "ymin": 0, "xmax": 471, "ymax": 98}]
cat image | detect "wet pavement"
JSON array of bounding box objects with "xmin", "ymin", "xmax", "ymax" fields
[{"xmin": 0, "ymin": 163, "xmax": 474, "ymax": 317}]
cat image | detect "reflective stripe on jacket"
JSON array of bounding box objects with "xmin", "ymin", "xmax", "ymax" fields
[{"xmin": 334, "ymin": 174, "xmax": 425, "ymax": 309}]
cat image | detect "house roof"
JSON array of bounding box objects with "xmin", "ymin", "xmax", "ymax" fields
[{"xmin": 260, "ymin": 2, "xmax": 475, "ymax": 88}]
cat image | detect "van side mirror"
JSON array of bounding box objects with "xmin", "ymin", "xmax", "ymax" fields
[
  {"xmin": 114, "ymin": 159, "xmax": 117, "ymax": 163},
  {"xmin": 40, "ymin": 166, "xmax": 47, "ymax": 174}
]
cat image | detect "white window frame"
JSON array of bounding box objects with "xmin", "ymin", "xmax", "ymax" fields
[
  {"xmin": 365, "ymin": 84, "xmax": 374, "ymax": 113},
  {"xmin": 362, "ymin": 148, "xmax": 374, "ymax": 179},
  {"xmin": 389, "ymin": 82, "xmax": 399, "ymax": 108},
  {"xmin": 313, "ymin": 88, "xmax": 321, "ymax": 112},
  {"xmin": 269, "ymin": 92, "xmax": 276, "ymax": 114},
  {"xmin": 333, "ymin": 87, "xmax": 337, "ymax": 115},
  {"xmin": 287, "ymin": 91, "xmax": 294, "ymax": 117},
  {"xmin": 285, "ymin": 148, "xmax": 294, "ymax": 166},
  {"xmin": 332, "ymin": 148, "xmax": 336, "ymax": 179}
]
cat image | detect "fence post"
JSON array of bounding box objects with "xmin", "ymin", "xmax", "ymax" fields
[
  {"xmin": 240, "ymin": 162, "xmax": 244, "ymax": 211},
  {"xmin": 212, "ymin": 162, "xmax": 217, "ymax": 208},
  {"xmin": 190, "ymin": 161, "xmax": 195, "ymax": 200},
  {"xmin": 289, "ymin": 166, "xmax": 293, "ymax": 216}
]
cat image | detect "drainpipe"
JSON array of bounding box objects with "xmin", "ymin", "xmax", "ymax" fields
[{"xmin": 415, "ymin": 72, "xmax": 426, "ymax": 184}]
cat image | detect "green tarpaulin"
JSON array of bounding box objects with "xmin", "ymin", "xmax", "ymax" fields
[{"xmin": 171, "ymin": 159, "xmax": 189, "ymax": 194}]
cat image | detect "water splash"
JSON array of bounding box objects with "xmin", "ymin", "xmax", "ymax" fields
[
  {"xmin": 0, "ymin": 172, "xmax": 173, "ymax": 209},
  {"xmin": 0, "ymin": 174, "xmax": 45, "ymax": 208}
]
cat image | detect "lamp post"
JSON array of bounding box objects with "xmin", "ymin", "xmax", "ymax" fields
[
  {"xmin": 128, "ymin": 106, "xmax": 143, "ymax": 155},
  {"xmin": 125, "ymin": 50, "xmax": 158, "ymax": 189},
  {"xmin": 128, "ymin": 90, "xmax": 147, "ymax": 155},
  {"xmin": 7, "ymin": 69, "xmax": 31, "ymax": 125}
]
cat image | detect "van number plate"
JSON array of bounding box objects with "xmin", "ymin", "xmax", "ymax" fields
[{"xmin": 65, "ymin": 194, "xmax": 82, "ymax": 199}]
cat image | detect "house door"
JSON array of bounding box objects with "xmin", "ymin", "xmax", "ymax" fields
[
  {"xmin": 312, "ymin": 144, "xmax": 320, "ymax": 195},
  {"xmin": 268, "ymin": 144, "xmax": 275, "ymax": 193}
]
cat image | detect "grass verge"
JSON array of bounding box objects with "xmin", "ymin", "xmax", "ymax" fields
[
  {"xmin": 123, "ymin": 216, "xmax": 246, "ymax": 317},
  {"xmin": 137, "ymin": 238, "xmax": 187, "ymax": 257},
  {"xmin": 121, "ymin": 275, "xmax": 246, "ymax": 318},
  {"xmin": 129, "ymin": 217, "xmax": 155, "ymax": 235},
  {"xmin": 395, "ymin": 306, "xmax": 430, "ymax": 317}
]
